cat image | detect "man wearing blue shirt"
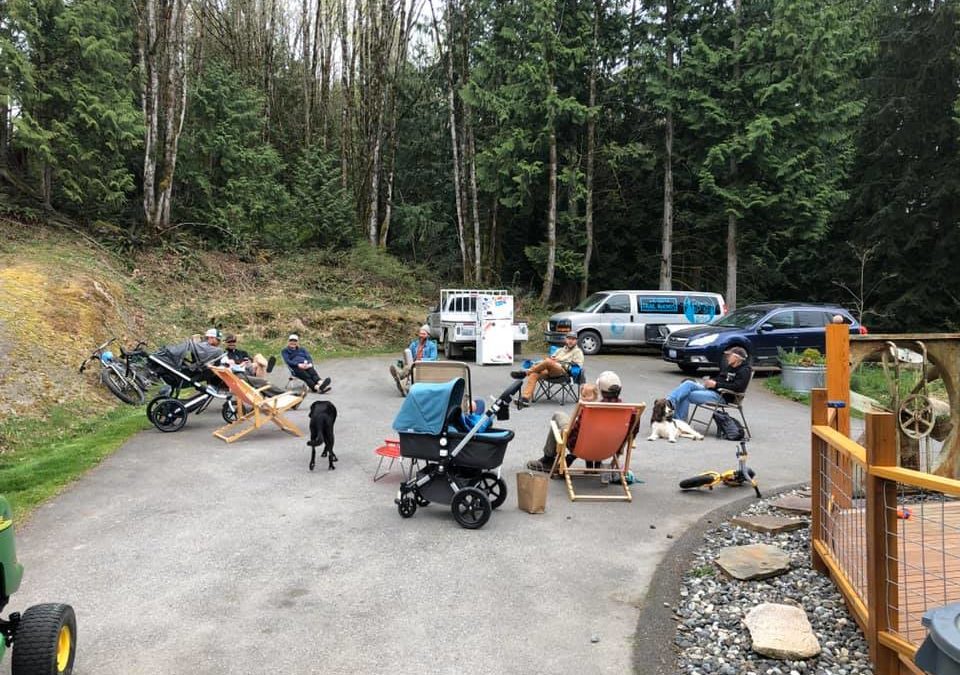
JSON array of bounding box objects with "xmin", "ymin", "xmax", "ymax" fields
[
  {"xmin": 281, "ymin": 334, "xmax": 331, "ymax": 394},
  {"xmin": 389, "ymin": 325, "xmax": 438, "ymax": 396}
]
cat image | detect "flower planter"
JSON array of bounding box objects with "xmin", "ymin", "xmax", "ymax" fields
[{"xmin": 780, "ymin": 364, "xmax": 826, "ymax": 393}]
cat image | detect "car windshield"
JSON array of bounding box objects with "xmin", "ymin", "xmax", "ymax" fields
[
  {"xmin": 713, "ymin": 308, "xmax": 767, "ymax": 328},
  {"xmin": 572, "ymin": 293, "xmax": 607, "ymax": 313}
]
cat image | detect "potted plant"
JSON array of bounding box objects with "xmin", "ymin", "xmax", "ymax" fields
[{"xmin": 778, "ymin": 347, "xmax": 826, "ymax": 393}]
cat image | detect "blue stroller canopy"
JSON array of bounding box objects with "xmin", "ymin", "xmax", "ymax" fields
[{"xmin": 392, "ymin": 378, "xmax": 465, "ymax": 435}]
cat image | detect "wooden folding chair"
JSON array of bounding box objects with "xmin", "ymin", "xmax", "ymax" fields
[
  {"xmin": 209, "ymin": 366, "xmax": 306, "ymax": 443},
  {"xmin": 549, "ymin": 401, "xmax": 645, "ymax": 501}
]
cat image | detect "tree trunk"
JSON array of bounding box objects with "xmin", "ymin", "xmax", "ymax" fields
[
  {"xmin": 338, "ymin": 0, "xmax": 350, "ymax": 189},
  {"xmin": 429, "ymin": 0, "xmax": 469, "ymax": 283},
  {"xmin": 367, "ymin": 91, "xmax": 384, "ymax": 245},
  {"xmin": 301, "ymin": 0, "xmax": 313, "ymax": 145},
  {"xmin": 726, "ymin": 0, "xmax": 741, "ymax": 310},
  {"xmin": 659, "ymin": 0, "xmax": 674, "ymax": 290},
  {"xmin": 581, "ymin": 0, "xmax": 600, "ymax": 302},
  {"xmin": 541, "ymin": 125, "xmax": 557, "ymax": 303},
  {"xmin": 0, "ymin": 98, "xmax": 9, "ymax": 168}
]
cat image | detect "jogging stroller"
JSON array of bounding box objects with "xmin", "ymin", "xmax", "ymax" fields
[
  {"xmin": 144, "ymin": 341, "xmax": 235, "ymax": 433},
  {"xmin": 393, "ymin": 378, "xmax": 522, "ymax": 529}
]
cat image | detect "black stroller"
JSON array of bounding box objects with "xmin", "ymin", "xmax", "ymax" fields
[
  {"xmin": 144, "ymin": 342, "xmax": 235, "ymax": 433},
  {"xmin": 392, "ymin": 378, "xmax": 522, "ymax": 529}
]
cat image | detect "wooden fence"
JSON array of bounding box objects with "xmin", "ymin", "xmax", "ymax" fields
[{"xmin": 811, "ymin": 325, "xmax": 960, "ymax": 674}]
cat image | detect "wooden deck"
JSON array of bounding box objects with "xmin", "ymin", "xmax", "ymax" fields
[{"xmin": 830, "ymin": 499, "xmax": 960, "ymax": 645}]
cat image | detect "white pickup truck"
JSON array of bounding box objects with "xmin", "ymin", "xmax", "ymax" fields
[{"xmin": 426, "ymin": 289, "xmax": 529, "ymax": 358}]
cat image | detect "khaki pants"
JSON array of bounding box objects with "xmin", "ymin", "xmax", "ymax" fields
[
  {"xmin": 521, "ymin": 360, "xmax": 568, "ymax": 400},
  {"xmin": 541, "ymin": 411, "xmax": 572, "ymax": 459}
]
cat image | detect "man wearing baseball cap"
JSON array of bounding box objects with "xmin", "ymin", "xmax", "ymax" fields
[
  {"xmin": 281, "ymin": 334, "xmax": 331, "ymax": 394},
  {"xmin": 666, "ymin": 346, "xmax": 751, "ymax": 422}
]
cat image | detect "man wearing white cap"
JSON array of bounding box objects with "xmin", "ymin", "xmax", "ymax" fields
[
  {"xmin": 666, "ymin": 346, "xmax": 751, "ymax": 421},
  {"xmin": 389, "ymin": 325, "xmax": 438, "ymax": 396},
  {"xmin": 281, "ymin": 334, "xmax": 331, "ymax": 394}
]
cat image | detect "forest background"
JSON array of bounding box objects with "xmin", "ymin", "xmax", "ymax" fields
[{"xmin": 1, "ymin": 0, "xmax": 958, "ymax": 330}]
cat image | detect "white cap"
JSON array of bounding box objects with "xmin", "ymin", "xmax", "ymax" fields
[
  {"xmin": 419, "ymin": 324, "xmax": 430, "ymax": 334},
  {"xmin": 597, "ymin": 370, "xmax": 622, "ymax": 394},
  {"xmin": 204, "ymin": 328, "xmax": 221, "ymax": 339},
  {"xmin": 288, "ymin": 334, "xmax": 300, "ymax": 341}
]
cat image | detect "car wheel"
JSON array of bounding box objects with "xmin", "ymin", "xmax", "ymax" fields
[{"xmin": 578, "ymin": 331, "xmax": 602, "ymax": 356}]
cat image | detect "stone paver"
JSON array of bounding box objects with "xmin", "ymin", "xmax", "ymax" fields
[
  {"xmin": 744, "ymin": 603, "xmax": 821, "ymax": 659},
  {"xmin": 769, "ymin": 494, "xmax": 812, "ymax": 514},
  {"xmin": 730, "ymin": 515, "xmax": 808, "ymax": 534},
  {"xmin": 715, "ymin": 543, "xmax": 791, "ymax": 580}
]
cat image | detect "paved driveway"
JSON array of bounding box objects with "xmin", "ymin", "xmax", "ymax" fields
[{"xmin": 3, "ymin": 354, "xmax": 812, "ymax": 675}]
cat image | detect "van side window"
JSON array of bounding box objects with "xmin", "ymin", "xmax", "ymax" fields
[
  {"xmin": 639, "ymin": 295, "xmax": 680, "ymax": 313},
  {"xmin": 603, "ymin": 294, "xmax": 631, "ymax": 313},
  {"xmin": 686, "ymin": 296, "xmax": 719, "ymax": 315}
]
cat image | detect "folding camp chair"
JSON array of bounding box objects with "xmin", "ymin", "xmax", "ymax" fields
[
  {"xmin": 534, "ymin": 365, "xmax": 585, "ymax": 406},
  {"xmin": 549, "ymin": 401, "xmax": 645, "ymax": 501},
  {"xmin": 209, "ymin": 366, "xmax": 306, "ymax": 443},
  {"xmin": 410, "ymin": 361, "xmax": 472, "ymax": 412},
  {"xmin": 688, "ymin": 372, "xmax": 753, "ymax": 440}
]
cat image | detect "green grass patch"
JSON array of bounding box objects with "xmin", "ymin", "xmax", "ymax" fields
[
  {"xmin": 0, "ymin": 404, "xmax": 150, "ymax": 519},
  {"xmin": 690, "ymin": 564, "xmax": 715, "ymax": 578},
  {"xmin": 764, "ymin": 375, "xmax": 811, "ymax": 405}
]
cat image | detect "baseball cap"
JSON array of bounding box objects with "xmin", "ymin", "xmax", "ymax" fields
[
  {"xmin": 419, "ymin": 324, "xmax": 430, "ymax": 334},
  {"xmin": 288, "ymin": 334, "xmax": 300, "ymax": 341},
  {"xmin": 724, "ymin": 346, "xmax": 748, "ymax": 359},
  {"xmin": 597, "ymin": 370, "xmax": 622, "ymax": 394},
  {"xmin": 564, "ymin": 332, "xmax": 578, "ymax": 340},
  {"xmin": 204, "ymin": 328, "xmax": 221, "ymax": 339}
]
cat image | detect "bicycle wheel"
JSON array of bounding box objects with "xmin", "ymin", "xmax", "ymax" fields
[
  {"xmin": 679, "ymin": 472, "xmax": 719, "ymax": 490},
  {"xmin": 101, "ymin": 369, "xmax": 144, "ymax": 405}
]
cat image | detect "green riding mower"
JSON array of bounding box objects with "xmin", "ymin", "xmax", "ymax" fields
[{"xmin": 0, "ymin": 496, "xmax": 76, "ymax": 674}]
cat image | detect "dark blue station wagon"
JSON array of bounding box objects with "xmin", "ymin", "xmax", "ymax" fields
[{"xmin": 662, "ymin": 302, "xmax": 866, "ymax": 374}]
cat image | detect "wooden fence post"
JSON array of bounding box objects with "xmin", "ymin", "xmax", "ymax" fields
[
  {"xmin": 865, "ymin": 411, "xmax": 900, "ymax": 675},
  {"xmin": 826, "ymin": 323, "xmax": 851, "ymax": 437},
  {"xmin": 811, "ymin": 387, "xmax": 828, "ymax": 574}
]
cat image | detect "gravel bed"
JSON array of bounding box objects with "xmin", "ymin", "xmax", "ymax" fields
[{"xmin": 672, "ymin": 488, "xmax": 874, "ymax": 675}]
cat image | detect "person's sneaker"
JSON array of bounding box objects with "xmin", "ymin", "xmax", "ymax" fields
[
  {"xmin": 600, "ymin": 465, "xmax": 611, "ymax": 485},
  {"xmin": 516, "ymin": 397, "xmax": 530, "ymax": 410},
  {"xmin": 510, "ymin": 370, "xmax": 527, "ymax": 380},
  {"xmin": 266, "ymin": 355, "xmax": 277, "ymax": 373},
  {"xmin": 314, "ymin": 377, "xmax": 332, "ymax": 394}
]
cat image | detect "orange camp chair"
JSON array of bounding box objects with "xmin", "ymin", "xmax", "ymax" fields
[
  {"xmin": 549, "ymin": 401, "xmax": 645, "ymax": 501},
  {"xmin": 209, "ymin": 366, "xmax": 306, "ymax": 443}
]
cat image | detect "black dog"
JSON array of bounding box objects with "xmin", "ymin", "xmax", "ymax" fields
[{"xmin": 307, "ymin": 400, "xmax": 338, "ymax": 471}]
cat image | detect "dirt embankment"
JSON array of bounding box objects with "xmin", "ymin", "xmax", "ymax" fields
[{"xmin": 0, "ymin": 223, "xmax": 432, "ymax": 432}]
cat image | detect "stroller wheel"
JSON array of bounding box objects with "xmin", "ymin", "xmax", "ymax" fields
[
  {"xmin": 221, "ymin": 401, "xmax": 238, "ymax": 424},
  {"xmin": 472, "ymin": 473, "xmax": 508, "ymax": 510},
  {"xmin": 397, "ymin": 495, "xmax": 418, "ymax": 519},
  {"xmin": 415, "ymin": 494, "xmax": 431, "ymax": 507},
  {"xmin": 152, "ymin": 398, "xmax": 188, "ymax": 432},
  {"xmin": 451, "ymin": 487, "xmax": 492, "ymax": 529}
]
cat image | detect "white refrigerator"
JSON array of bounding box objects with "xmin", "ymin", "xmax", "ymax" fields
[{"xmin": 476, "ymin": 294, "xmax": 514, "ymax": 365}]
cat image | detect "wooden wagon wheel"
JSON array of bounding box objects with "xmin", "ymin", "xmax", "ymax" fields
[{"xmin": 899, "ymin": 394, "xmax": 935, "ymax": 439}]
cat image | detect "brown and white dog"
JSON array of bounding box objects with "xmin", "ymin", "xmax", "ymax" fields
[{"xmin": 647, "ymin": 398, "xmax": 704, "ymax": 443}]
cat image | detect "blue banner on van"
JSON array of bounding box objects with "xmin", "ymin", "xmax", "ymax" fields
[
  {"xmin": 640, "ymin": 297, "xmax": 678, "ymax": 312},
  {"xmin": 684, "ymin": 297, "xmax": 717, "ymax": 323}
]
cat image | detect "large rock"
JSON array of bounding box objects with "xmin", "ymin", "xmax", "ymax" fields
[
  {"xmin": 744, "ymin": 603, "xmax": 821, "ymax": 659},
  {"xmin": 730, "ymin": 515, "xmax": 808, "ymax": 534},
  {"xmin": 715, "ymin": 543, "xmax": 790, "ymax": 580}
]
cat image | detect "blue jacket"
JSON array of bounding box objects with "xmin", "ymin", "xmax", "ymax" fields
[
  {"xmin": 282, "ymin": 346, "xmax": 314, "ymax": 371},
  {"xmin": 408, "ymin": 338, "xmax": 438, "ymax": 362}
]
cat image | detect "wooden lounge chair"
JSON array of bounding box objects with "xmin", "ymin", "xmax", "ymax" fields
[
  {"xmin": 209, "ymin": 366, "xmax": 306, "ymax": 443},
  {"xmin": 410, "ymin": 361, "xmax": 472, "ymax": 411},
  {"xmin": 549, "ymin": 401, "xmax": 645, "ymax": 501}
]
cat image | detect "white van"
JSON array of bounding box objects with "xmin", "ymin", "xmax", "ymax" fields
[{"xmin": 544, "ymin": 290, "xmax": 727, "ymax": 355}]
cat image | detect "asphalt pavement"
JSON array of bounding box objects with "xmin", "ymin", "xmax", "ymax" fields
[{"xmin": 3, "ymin": 352, "xmax": 815, "ymax": 675}]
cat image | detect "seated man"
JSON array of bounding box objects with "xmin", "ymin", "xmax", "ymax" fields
[
  {"xmin": 512, "ymin": 332, "xmax": 585, "ymax": 408},
  {"xmin": 389, "ymin": 325, "xmax": 438, "ymax": 396},
  {"xmin": 526, "ymin": 383, "xmax": 599, "ymax": 472},
  {"xmin": 666, "ymin": 346, "xmax": 751, "ymax": 422},
  {"xmin": 222, "ymin": 333, "xmax": 275, "ymax": 378},
  {"xmin": 281, "ymin": 334, "xmax": 331, "ymax": 394}
]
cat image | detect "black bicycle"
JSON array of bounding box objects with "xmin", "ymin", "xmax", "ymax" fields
[{"xmin": 79, "ymin": 338, "xmax": 153, "ymax": 405}]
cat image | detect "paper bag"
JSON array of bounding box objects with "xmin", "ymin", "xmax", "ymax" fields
[{"xmin": 516, "ymin": 471, "xmax": 548, "ymax": 514}]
